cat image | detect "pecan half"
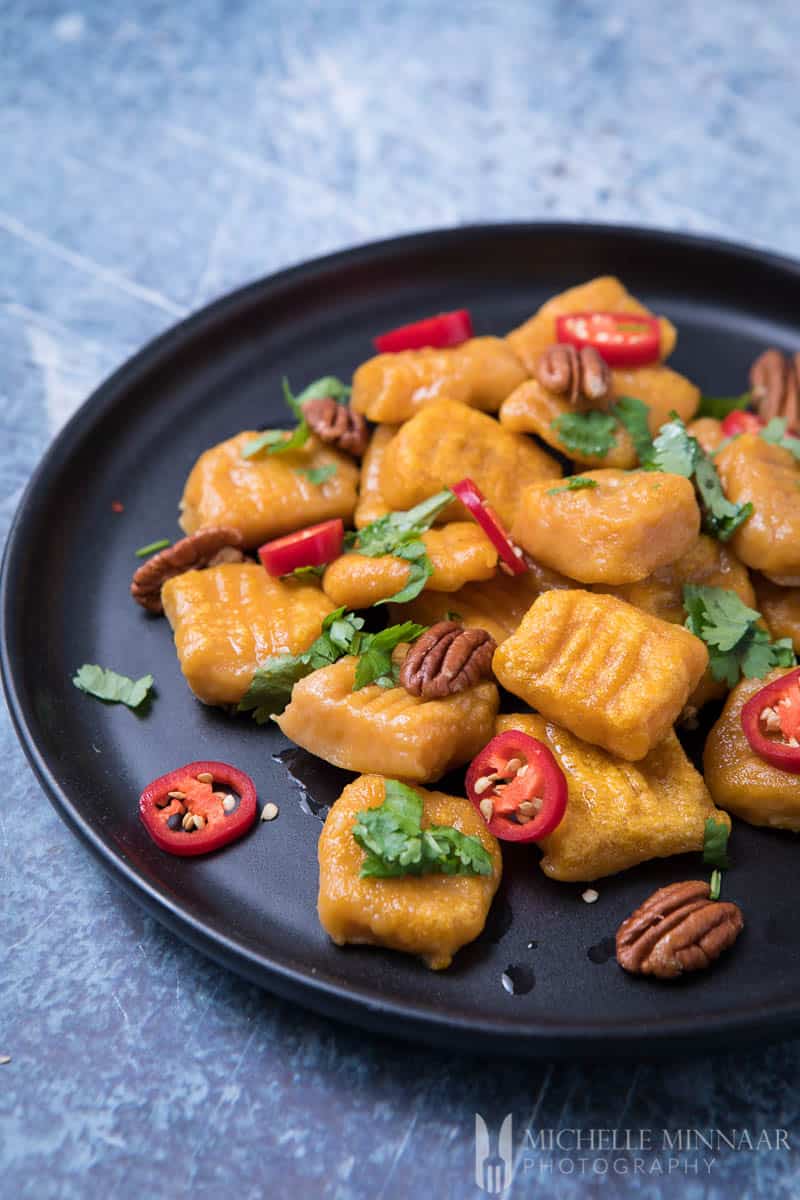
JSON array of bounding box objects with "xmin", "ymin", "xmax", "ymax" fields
[
  {"xmin": 131, "ymin": 527, "xmax": 246, "ymax": 614},
  {"xmin": 616, "ymin": 880, "xmax": 743, "ymax": 980},
  {"xmin": 399, "ymin": 620, "xmax": 496, "ymax": 699},
  {"xmin": 750, "ymin": 348, "xmax": 800, "ymax": 428},
  {"xmin": 536, "ymin": 344, "xmax": 614, "ymax": 411},
  {"xmin": 302, "ymin": 396, "xmax": 369, "ymax": 457}
]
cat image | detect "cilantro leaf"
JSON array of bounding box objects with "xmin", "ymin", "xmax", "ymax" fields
[
  {"xmin": 697, "ymin": 393, "xmax": 752, "ymax": 420},
  {"xmin": 135, "ymin": 538, "xmax": 171, "ymax": 558},
  {"xmin": 295, "ymin": 464, "xmax": 337, "ymax": 486},
  {"xmin": 294, "ymin": 375, "xmax": 351, "ymax": 406},
  {"xmin": 353, "ymin": 621, "xmax": 427, "ymax": 690},
  {"xmin": 552, "ymin": 410, "xmax": 618, "ymax": 458},
  {"xmin": 73, "ymin": 665, "xmax": 154, "ymax": 709},
  {"xmin": 642, "ymin": 417, "xmax": 697, "ymax": 476},
  {"xmin": 709, "ymin": 868, "xmax": 722, "ymax": 901},
  {"xmin": 282, "ymin": 564, "xmax": 325, "ymax": 580},
  {"xmin": 703, "ymin": 818, "xmax": 731, "ymax": 869},
  {"xmin": 546, "ymin": 477, "xmax": 598, "ymax": 495},
  {"xmin": 683, "ymin": 584, "xmax": 797, "ymax": 687},
  {"xmin": 760, "ymin": 417, "xmax": 800, "ymax": 461},
  {"xmin": 645, "ymin": 417, "xmax": 752, "ymax": 541},
  {"xmin": 612, "ymin": 395, "xmax": 653, "ymax": 462},
  {"xmin": 351, "ymin": 489, "xmax": 454, "ymax": 604},
  {"xmin": 353, "ymin": 780, "xmax": 493, "ymax": 878},
  {"xmin": 241, "ymin": 422, "xmax": 310, "ymax": 459}
]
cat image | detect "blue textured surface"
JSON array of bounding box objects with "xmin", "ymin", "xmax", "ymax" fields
[{"xmin": 3, "ymin": 3, "xmax": 800, "ymax": 1197}]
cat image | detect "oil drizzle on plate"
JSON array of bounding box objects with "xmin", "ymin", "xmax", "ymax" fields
[
  {"xmin": 501, "ymin": 964, "xmax": 535, "ymax": 995},
  {"xmin": 273, "ymin": 747, "xmax": 354, "ymax": 821}
]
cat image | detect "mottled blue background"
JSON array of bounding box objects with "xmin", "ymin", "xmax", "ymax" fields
[{"xmin": 3, "ymin": 2, "xmax": 800, "ymax": 1197}]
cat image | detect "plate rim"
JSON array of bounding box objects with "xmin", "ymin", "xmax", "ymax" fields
[{"xmin": 5, "ymin": 220, "xmax": 800, "ymax": 1058}]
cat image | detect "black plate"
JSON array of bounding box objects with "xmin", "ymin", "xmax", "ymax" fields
[{"xmin": 4, "ymin": 224, "xmax": 800, "ymax": 1059}]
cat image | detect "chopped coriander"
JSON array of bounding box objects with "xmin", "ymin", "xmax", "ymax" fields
[
  {"xmin": 353, "ymin": 780, "xmax": 493, "ymax": 878},
  {"xmin": 612, "ymin": 395, "xmax": 653, "ymax": 462},
  {"xmin": 135, "ymin": 538, "xmax": 171, "ymax": 557},
  {"xmin": 546, "ymin": 477, "xmax": 598, "ymax": 495},
  {"xmin": 73, "ymin": 665, "xmax": 154, "ymax": 709},
  {"xmin": 295, "ymin": 464, "xmax": 337, "ymax": 486},
  {"xmin": 644, "ymin": 417, "xmax": 753, "ymax": 541},
  {"xmin": 242, "ymin": 376, "xmax": 346, "ymax": 458},
  {"xmin": 709, "ymin": 868, "xmax": 722, "ymax": 901},
  {"xmin": 349, "ymin": 489, "xmax": 454, "ymax": 604},
  {"xmin": 353, "ymin": 621, "xmax": 427, "ymax": 690},
  {"xmin": 552, "ymin": 410, "xmax": 618, "ymax": 458},
  {"xmin": 282, "ymin": 564, "xmax": 325, "ymax": 579},
  {"xmin": 683, "ymin": 584, "xmax": 796, "ymax": 687},
  {"xmin": 760, "ymin": 417, "xmax": 800, "ymax": 461},
  {"xmin": 697, "ymin": 392, "xmax": 752, "ymax": 420},
  {"xmin": 294, "ymin": 375, "xmax": 351, "ymax": 406},
  {"xmin": 238, "ymin": 611, "xmax": 428, "ymax": 721},
  {"xmin": 703, "ymin": 818, "xmax": 731, "ymax": 870}
]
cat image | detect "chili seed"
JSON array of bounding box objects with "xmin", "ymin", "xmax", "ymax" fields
[
  {"xmin": 760, "ymin": 706, "xmax": 781, "ymax": 733},
  {"xmin": 261, "ymin": 802, "xmax": 279, "ymax": 822},
  {"xmin": 505, "ymin": 757, "xmax": 523, "ymax": 774},
  {"xmin": 196, "ymin": 772, "xmax": 213, "ymax": 785},
  {"xmin": 168, "ymin": 790, "xmax": 186, "ymax": 800},
  {"xmin": 0, "ymin": 1055, "xmax": 10, "ymax": 1065},
  {"xmin": 582, "ymin": 888, "xmax": 599, "ymax": 904},
  {"xmin": 182, "ymin": 812, "xmax": 195, "ymax": 831},
  {"xmin": 167, "ymin": 813, "xmax": 182, "ymax": 831},
  {"xmin": 193, "ymin": 815, "xmax": 205, "ymax": 830},
  {"xmin": 517, "ymin": 764, "xmax": 528, "ymax": 778},
  {"xmin": 479, "ymin": 798, "xmax": 494, "ymax": 823},
  {"xmin": 222, "ymin": 794, "xmax": 236, "ymax": 813},
  {"xmin": 473, "ymin": 776, "xmax": 493, "ymax": 796}
]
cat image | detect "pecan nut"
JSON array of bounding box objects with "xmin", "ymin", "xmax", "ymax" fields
[
  {"xmin": 616, "ymin": 880, "xmax": 743, "ymax": 980},
  {"xmin": 750, "ymin": 348, "xmax": 800, "ymax": 428},
  {"xmin": 302, "ymin": 396, "xmax": 369, "ymax": 457},
  {"xmin": 399, "ymin": 621, "xmax": 496, "ymax": 699},
  {"xmin": 536, "ymin": 344, "xmax": 614, "ymax": 411},
  {"xmin": 131, "ymin": 527, "xmax": 246, "ymax": 614}
]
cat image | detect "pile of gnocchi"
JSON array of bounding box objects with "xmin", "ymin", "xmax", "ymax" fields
[{"xmin": 129, "ymin": 277, "xmax": 800, "ymax": 979}]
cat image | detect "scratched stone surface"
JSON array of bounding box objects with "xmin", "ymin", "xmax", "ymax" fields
[{"xmin": 3, "ymin": 2, "xmax": 800, "ymax": 1197}]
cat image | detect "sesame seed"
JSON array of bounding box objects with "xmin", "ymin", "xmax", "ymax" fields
[
  {"xmin": 222, "ymin": 794, "xmax": 236, "ymax": 813},
  {"xmin": 261, "ymin": 802, "xmax": 279, "ymax": 822},
  {"xmin": 582, "ymin": 888, "xmax": 599, "ymax": 904},
  {"xmin": 196, "ymin": 772, "xmax": 213, "ymax": 785}
]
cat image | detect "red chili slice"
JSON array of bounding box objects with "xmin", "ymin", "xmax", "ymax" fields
[
  {"xmin": 140, "ymin": 761, "xmax": 258, "ymax": 856},
  {"xmin": 466, "ymin": 731, "xmax": 567, "ymax": 842},
  {"xmin": 258, "ymin": 518, "xmax": 344, "ymax": 577},
  {"xmin": 741, "ymin": 667, "xmax": 800, "ymax": 773},
  {"xmin": 373, "ymin": 309, "xmax": 474, "ymax": 353},
  {"xmin": 721, "ymin": 410, "xmax": 765, "ymax": 438},
  {"xmin": 555, "ymin": 311, "xmax": 661, "ymax": 367},
  {"xmin": 451, "ymin": 477, "xmax": 527, "ymax": 576}
]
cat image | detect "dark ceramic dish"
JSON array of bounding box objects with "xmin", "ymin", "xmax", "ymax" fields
[{"xmin": 4, "ymin": 224, "xmax": 800, "ymax": 1058}]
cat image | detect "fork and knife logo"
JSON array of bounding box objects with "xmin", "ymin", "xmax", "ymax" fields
[{"xmin": 475, "ymin": 1113, "xmax": 513, "ymax": 1194}]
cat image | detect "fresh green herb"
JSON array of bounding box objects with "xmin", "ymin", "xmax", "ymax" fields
[
  {"xmin": 282, "ymin": 564, "xmax": 325, "ymax": 580},
  {"xmin": 709, "ymin": 868, "xmax": 722, "ymax": 901},
  {"xmin": 612, "ymin": 395, "xmax": 653, "ymax": 461},
  {"xmin": 243, "ymin": 375, "xmax": 349, "ymax": 458},
  {"xmin": 642, "ymin": 417, "xmax": 697, "ymax": 476},
  {"xmin": 697, "ymin": 393, "xmax": 752, "ymax": 420},
  {"xmin": 238, "ymin": 610, "xmax": 428, "ymax": 721},
  {"xmin": 703, "ymin": 818, "xmax": 731, "ymax": 870},
  {"xmin": 551, "ymin": 410, "xmax": 618, "ymax": 458},
  {"xmin": 73, "ymin": 665, "xmax": 154, "ymax": 709},
  {"xmin": 644, "ymin": 417, "xmax": 753, "ymax": 541},
  {"xmin": 348, "ymin": 489, "xmax": 454, "ymax": 605},
  {"xmin": 353, "ymin": 780, "xmax": 493, "ymax": 879},
  {"xmin": 760, "ymin": 417, "xmax": 800, "ymax": 460},
  {"xmin": 683, "ymin": 584, "xmax": 796, "ymax": 687},
  {"xmin": 546, "ymin": 477, "xmax": 598, "ymax": 495},
  {"xmin": 295, "ymin": 464, "xmax": 337, "ymax": 486},
  {"xmin": 353, "ymin": 621, "xmax": 427, "ymax": 690},
  {"xmin": 134, "ymin": 538, "xmax": 171, "ymax": 558},
  {"xmin": 693, "ymin": 453, "xmax": 754, "ymax": 540}
]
